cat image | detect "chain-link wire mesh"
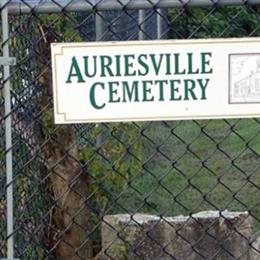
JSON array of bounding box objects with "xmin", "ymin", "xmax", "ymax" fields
[{"xmin": 1, "ymin": 1, "xmax": 260, "ymax": 259}]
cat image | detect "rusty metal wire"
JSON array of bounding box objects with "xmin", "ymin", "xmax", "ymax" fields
[{"xmin": 1, "ymin": 1, "xmax": 260, "ymax": 259}]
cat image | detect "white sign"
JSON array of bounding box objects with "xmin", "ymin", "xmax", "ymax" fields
[{"xmin": 51, "ymin": 38, "xmax": 260, "ymax": 124}]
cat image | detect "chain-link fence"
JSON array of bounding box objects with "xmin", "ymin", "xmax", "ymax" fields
[{"xmin": 1, "ymin": 0, "xmax": 260, "ymax": 259}]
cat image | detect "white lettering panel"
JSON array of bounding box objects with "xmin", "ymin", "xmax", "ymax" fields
[{"xmin": 51, "ymin": 38, "xmax": 260, "ymax": 123}]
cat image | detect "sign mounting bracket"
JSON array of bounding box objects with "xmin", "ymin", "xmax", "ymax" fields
[{"xmin": 0, "ymin": 57, "xmax": 16, "ymax": 66}]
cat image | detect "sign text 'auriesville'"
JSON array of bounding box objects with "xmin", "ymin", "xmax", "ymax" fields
[{"xmin": 65, "ymin": 53, "xmax": 212, "ymax": 110}]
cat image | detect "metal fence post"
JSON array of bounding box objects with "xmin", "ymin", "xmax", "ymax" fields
[
  {"xmin": 157, "ymin": 9, "xmax": 162, "ymax": 39},
  {"xmin": 138, "ymin": 9, "xmax": 145, "ymax": 40},
  {"xmin": 95, "ymin": 11, "xmax": 105, "ymax": 147},
  {"xmin": 1, "ymin": 2, "xmax": 14, "ymax": 260},
  {"xmin": 95, "ymin": 11, "xmax": 104, "ymax": 41}
]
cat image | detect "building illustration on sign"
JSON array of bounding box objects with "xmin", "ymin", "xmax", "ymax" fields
[{"xmin": 230, "ymin": 54, "xmax": 260, "ymax": 103}]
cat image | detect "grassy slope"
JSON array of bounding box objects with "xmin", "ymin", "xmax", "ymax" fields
[{"xmin": 115, "ymin": 119, "xmax": 260, "ymax": 231}]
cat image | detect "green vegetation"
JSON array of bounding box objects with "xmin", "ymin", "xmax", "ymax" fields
[{"xmin": 78, "ymin": 119, "xmax": 260, "ymax": 231}]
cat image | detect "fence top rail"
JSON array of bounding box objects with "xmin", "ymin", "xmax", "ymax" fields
[{"xmin": 2, "ymin": 0, "xmax": 260, "ymax": 14}]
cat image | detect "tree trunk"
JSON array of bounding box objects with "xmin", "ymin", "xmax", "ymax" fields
[
  {"xmin": 37, "ymin": 27, "xmax": 92, "ymax": 259},
  {"xmin": 44, "ymin": 132, "xmax": 92, "ymax": 259}
]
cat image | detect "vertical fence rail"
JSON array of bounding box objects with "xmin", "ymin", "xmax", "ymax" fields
[
  {"xmin": 157, "ymin": 9, "xmax": 162, "ymax": 39},
  {"xmin": 1, "ymin": 2, "xmax": 14, "ymax": 260},
  {"xmin": 95, "ymin": 11, "xmax": 104, "ymax": 41},
  {"xmin": 138, "ymin": 9, "xmax": 145, "ymax": 40}
]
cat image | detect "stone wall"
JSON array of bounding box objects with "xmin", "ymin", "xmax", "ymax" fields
[{"xmin": 98, "ymin": 210, "xmax": 257, "ymax": 260}]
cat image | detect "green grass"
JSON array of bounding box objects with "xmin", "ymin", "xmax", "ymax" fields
[{"xmin": 111, "ymin": 118, "xmax": 260, "ymax": 231}]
